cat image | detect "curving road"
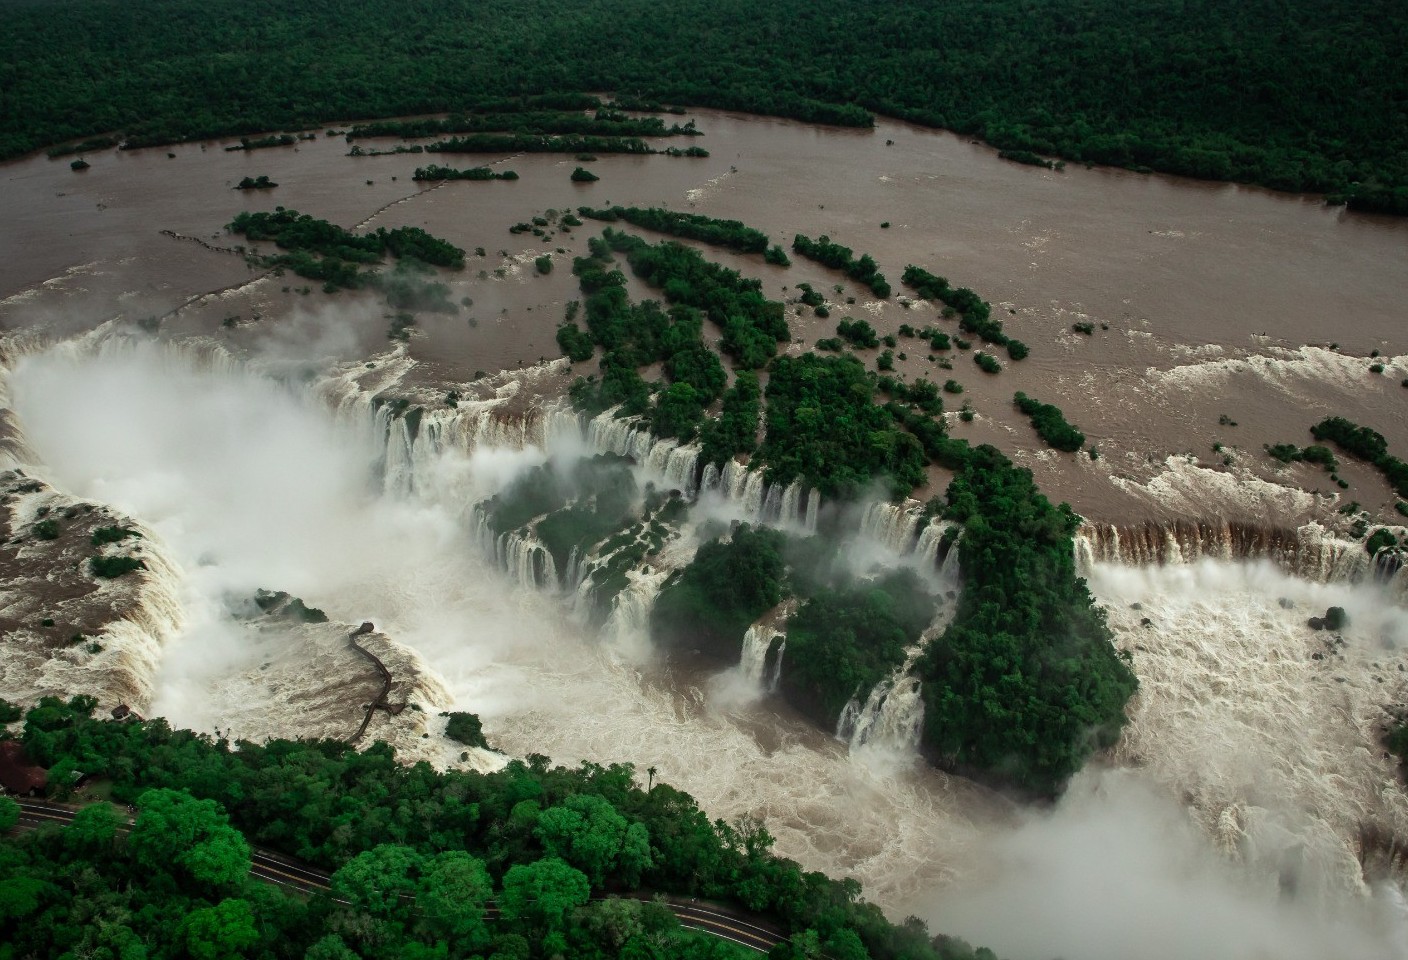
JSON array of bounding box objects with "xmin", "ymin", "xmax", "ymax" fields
[{"xmin": 10, "ymin": 799, "xmax": 785, "ymax": 953}]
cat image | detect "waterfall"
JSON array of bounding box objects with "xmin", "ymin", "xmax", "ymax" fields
[
  {"xmin": 739, "ymin": 624, "xmax": 784, "ymax": 688},
  {"xmin": 836, "ymin": 675, "xmax": 926, "ymax": 752},
  {"xmin": 861, "ymin": 501, "xmax": 926, "ymax": 553},
  {"xmin": 471, "ymin": 504, "xmax": 558, "ymax": 591},
  {"xmin": 600, "ymin": 566, "xmax": 670, "ymax": 659},
  {"xmin": 1074, "ymin": 519, "xmax": 1408, "ymax": 598}
]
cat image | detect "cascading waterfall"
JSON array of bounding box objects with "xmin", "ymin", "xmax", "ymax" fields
[
  {"xmin": 471, "ymin": 504, "xmax": 558, "ymax": 591},
  {"xmin": 861, "ymin": 501, "xmax": 926, "ymax": 553},
  {"xmin": 739, "ymin": 624, "xmax": 786, "ymax": 691},
  {"xmin": 600, "ymin": 566, "xmax": 670, "ymax": 659},
  {"xmin": 1075, "ymin": 519, "xmax": 1408, "ymax": 599},
  {"xmin": 834, "ymin": 610, "xmax": 957, "ymax": 754}
]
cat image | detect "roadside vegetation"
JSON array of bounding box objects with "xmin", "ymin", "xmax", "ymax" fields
[{"xmin": 0, "ymin": 695, "xmax": 1003, "ymax": 960}]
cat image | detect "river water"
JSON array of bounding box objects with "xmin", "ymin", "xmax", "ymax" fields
[{"xmin": 4, "ymin": 108, "xmax": 1408, "ymax": 957}]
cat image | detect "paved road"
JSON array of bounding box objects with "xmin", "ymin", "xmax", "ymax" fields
[{"xmin": 12, "ymin": 799, "xmax": 785, "ymax": 953}]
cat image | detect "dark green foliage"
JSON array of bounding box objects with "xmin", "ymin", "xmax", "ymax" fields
[
  {"xmin": 400, "ymin": 133, "xmax": 658, "ymax": 156},
  {"xmin": 903, "ymin": 266, "xmax": 1006, "ymax": 345},
  {"xmin": 412, "ymin": 163, "xmax": 518, "ymax": 181},
  {"xmin": 943, "ymin": 379, "xmax": 963, "ymax": 394},
  {"xmin": 792, "ymin": 235, "xmax": 890, "ymax": 298},
  {"xmin": 557, "ymin": 323, "xmax": 595, "ymax": 362},
  {"xmin": 0, "ymin": 698, "xmax": 22, "ymax": 723},
  {"xmin": 973, "ymin": 352, "xmax": 1001, "ymax": 374},
  {"xmin": 876, "ymin": 375, "xmax": 943, "ymax": 415},
  {"xmin": 652, "ymin": 525, "xmax": 788, "ymax": 659},
  {"xmin": 779, "ymin": 570, "xmax": 935, "ymax": 726},
  {"xmin": 764, "ymin": 244, "xmax": 791, "ymax": 266},
  {"xmin": 252, "ymin": 589, "xmax": 329, "ymax": 623},
  {"xmin": 90, "ymin": 555, "xmax": 144, "ymax": 578},
  {"xmin": 1366, "ymin": 528, "xmax": 1399, "ymax": 556},
  {"xmin": 1014, "ymin": 392, "xmax": 1084, "ymax": 452},
  {"xmin": 578, "ymin": 206, "xmax": 772, "ymax": 255},
  {"xmin": 69, "ymin": 158, "xmax": 89, "ymax": 170},
  {"xmin": 602, "ymin": 230, "xmax": 788, "ymax": 369},
  {"xmin": 234, "ymin": 174, "xmax": 277, "ymax": 189},
  {"xmin": 229, "ymin": 208, "xmax": 465, "ymax": 291},
  {"xmin": 1324, "ymin": 606, "xmax": 1349, "ymax": 630},
  {"xmin": 1005, "ymin": 339, "xmax": 1029, "ymax": 361},
  {"xmin": 3, "ymin": 0, "xmax": 1406, "ymax": 205},
  {"xmin": 761, "ymin": 354, "xmax": 927, "ymax": 500},
  {"xmin": 535, "ymin": 254, "xmax": 553, "ymax": 274},
  {"xmin": 1311, "ymin": 417, "xmax": 1408, "ymax": 497},
  {"xmin": 571, "ymin": 166, "xmax": 600, "ymax": 182},
  {"xmin": 1072, "ymin": 321, "xmax": 1095, "ymax": 335},
  {"xmin": 32, "ymin": 518, "xmax": 60, "ymax": 540},
  {"xmin": 836, "ymin": 317, "xmax": 879, "ymax": 349},
  {"xmin": 917, "ymin": 445, "xmax": 1137, "ymax": 795},
  {"xmin": 348, "ymin": 106, "xmax": 692, "ymax": 140},
  {"xmin": 1266, "ymin": 442, "xmax": 1336, "ymax": 470},
  {"xmin": 698, "ymin": 371, "xmax": 761, "ymax": 467},
  {"xmin": 443, "ymin": 711, "xmax": 489, "ymax": 749},
  {"xmin": 1387, "ymin": 720, "xmax": 1408, "ymax": 766}
]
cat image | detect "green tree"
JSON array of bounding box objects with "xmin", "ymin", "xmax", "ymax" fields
[
  {"xmin": 499, "ymin": 857, "xmax": 590, "ymax": 932},
  {"xmin": 331, "ymin": 843, "xmax": 425, "ymax": 918},
  {"xmin": 181, "ymin": 898, "xmax": 260, "ymax": 960},
  {"xmin": 0, "ymin": 796, "xmax": 18, "ymax": 832},
  {"xmin": 128, "ymin": 788, "xmax": 251, "ymax": 890},
  {"xmin": 64, "ymin": 802, "xmax": 121, "ymax": 852},
  {"xmin": 535, "ymin": 794, "xmax": 653, "ymax": 887},
  {"xmin": 416, "ymin": 850, "xmax": 493, "ymax": 946}
]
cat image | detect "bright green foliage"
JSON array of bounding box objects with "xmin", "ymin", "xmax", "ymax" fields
[
  {"xmin": 128, "ymin": 788, "xmax": 252, "ymax": 890},
  {"xmin": 499, "ymin": 857, "xmax": 591, "ymax": 931},
  {"xmin": 417, "ymin": 851, "xmax": 493, "ymax": 944},
  {"xmin": 180, "ymin": 898, "xmax": 260, "ymax": 960},
  {"xmin": 332, "ymin": 843, "xmax": 425, "ymax": 917},
  {"xmin": 761, "ymin": 354, "xmax": 926, "ymax": 499},
  {"xmin": 1013, "ymin": 392, "xmax": 1084, "ymax": 452},
  {"xmin": 534, "ymin": 794, "xmax": 653, "ymax": 886},
  {"xmin": 64, "ymin": 802, "xmax": 121, "ymax": 851},
  {"xmin": 9, "ymin": 695, "xmax": 1003, "ymax": 960}
]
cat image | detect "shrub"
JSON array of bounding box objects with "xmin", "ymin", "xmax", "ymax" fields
[
  {"xmin": 34, "ymin": 518, "xmax": 60, "ymax": 540},
  {"xmin": 974, "ymin": 352, "xmax": 1001, "ymax": 374},
  {"xmin": 570, "ymin": 167, "xmax": 599, "ymax": 182},
  {"xmin": 91, "ymin": 526, "xmax": 139, "ymax": 547},
  {"xmin": 442, "ymin": 711, "xmax": 489, "ymax": 749},
  {"xmin": 534, "ymin": 254, "xmax": 553, "ymax": 274},
  {"xmin": 1072, "ymin": 322, "xmax": 1094, "ymax": 335},
  {"xmin": 943, "ymin": 379, "xmax": 963, "ymax": 394},
  {"xmin": 90, "ymin": 555, "xmax": 145, "ymax": 578},
  {"xmin": 1013, "ymin": 391, "xmax": 1084, "ymax": 452},
  {"xmin": 1006, "ymin": 339, "xmax": 1029, "ymax": 360}
]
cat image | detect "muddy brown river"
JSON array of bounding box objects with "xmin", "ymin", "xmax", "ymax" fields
[{"xmin": 2, "ymin": 108, "xmax": 1406, "ymax": 521}]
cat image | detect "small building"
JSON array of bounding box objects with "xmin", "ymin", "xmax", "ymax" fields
[{"xmin": 0, "ymin": 740, "xmax": 47, "ymax": 796}]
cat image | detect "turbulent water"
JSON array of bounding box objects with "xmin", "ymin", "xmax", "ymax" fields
[{"xmin": 7, "ymin": 335, "xmax": 1408, "ymax": 959}]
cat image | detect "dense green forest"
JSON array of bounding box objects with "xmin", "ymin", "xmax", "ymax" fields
[
  {"xmin": 0, "ymin": 696, "xmax": 1000, "ymax": 960},
  {"xmin": 2, "ymin": 0, "xmax": 1403, "ymax": 209}
]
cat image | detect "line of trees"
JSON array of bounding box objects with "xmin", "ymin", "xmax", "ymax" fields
[{"xmin": 791, "ymin": 235, "xmax": 890, "ymax": 298}]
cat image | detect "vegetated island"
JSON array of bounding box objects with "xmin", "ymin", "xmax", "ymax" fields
[
  {"xmin": 6, "ymin": 0, "xmax": 1404, "ymax": 212},
  {"xmin": 544, "ymin": 226, "xmax": 1135, "ymax": 796},
  {"xmin": 0, "ymin": 694, "xmax": 1004, "ymax": 960}
]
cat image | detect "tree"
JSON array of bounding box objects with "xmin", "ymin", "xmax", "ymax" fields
[
  {"xmin": 416, "ymin": 850, "xmax": 493, "ymax": 946},
  {"xmin": 499, "ymin": 857, "xmax": 590, "ymax": 932},
  {"xmin": 64, "ymin": 802, "xmax": 120, "ymax": 851},
  {"xmin": 0, "ymin": 796, "xmax": 18, "ymax": 832},
  {"xmin": 128, "ymin": 788, "xmax": 251, "ymax": 890},
  {"xmin": 181, "ymin": 898, "xmax": 260, "ymax": 960},
  {"xmin": 535, "ymin": 794, "xmax": 653, "ymax": 887},
  {"xmin": 331, "ymin": 843, "xmax": 424, "ymax": 918}
]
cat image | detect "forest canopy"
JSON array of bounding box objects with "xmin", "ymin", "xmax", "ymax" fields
[{"xmin": 1, "ymin": 0, "xmax": 1403, "ymax": 207}]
